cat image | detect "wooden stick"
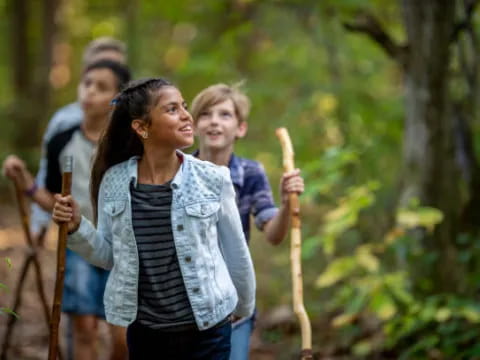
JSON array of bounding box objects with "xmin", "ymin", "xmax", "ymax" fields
[
  {"xmin": 48, "ymin": 156, "xmax": 73, "ymax": 360},
  {"xmin": 0, "ymin": 181, "xmax": 51, "ymax": 359},
  {"xmin": 12, "ymin": 182, "xmax": 51, "ymax": 324},
  {"xmin": 276, "ymin": 128, "xmax": 313, "ymax": 360}
]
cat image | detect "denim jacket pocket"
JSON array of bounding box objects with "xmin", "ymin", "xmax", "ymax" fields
[
  {"xmin": 185, "ymin": 201, "xmax": 220, "ymax": 219},
  {"xmin": 104, "ymin": 199, "xmax": 127, "ymax": 217}
]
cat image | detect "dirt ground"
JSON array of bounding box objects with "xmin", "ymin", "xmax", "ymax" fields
[{"xmin": 0, "ymin": 203, "xmax": 303, "ymax": 360}]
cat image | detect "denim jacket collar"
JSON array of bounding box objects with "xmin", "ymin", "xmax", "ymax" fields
[{"xmin": 126, "ymin": 150, "xmax": 185, "ymax": 189}]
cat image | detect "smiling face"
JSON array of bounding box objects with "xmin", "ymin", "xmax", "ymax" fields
[
  {"xmin": 132, "ymin": 86, "xmax": 194, "ymax": 150},
  {"xmin": 194, "ymin": 99, "xmax": 247, "ymax": 153}
]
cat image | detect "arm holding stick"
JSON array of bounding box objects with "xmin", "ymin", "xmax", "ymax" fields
[
  {"xmin": 276, "ymin": 128, "xmax": 313, "ymax": 360},
  {"xmin": 48, "ymin": 156, "xmax": 73, "ymax": 360},
  {"xmin": 2, "ymin": 155, "xmax": 56, "ymax": 211}
]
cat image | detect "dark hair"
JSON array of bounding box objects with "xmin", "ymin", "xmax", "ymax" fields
[
  {"xmin": 90, "ymin": 78, "xmax": 173, "ymax": 223},
  {"xmin": 83, "ymin": 59, "xmax": 131, "ymax": 91}
]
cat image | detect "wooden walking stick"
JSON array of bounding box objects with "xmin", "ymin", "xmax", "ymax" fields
[
  {"xmin": 48, "ymin": 156, "xmax": 73, "ymax": 360},
  {"xmin": 276, "ymin": 128, "xmax": 313, "ymax": 360},
  {"xmin": 0, "ymin": 180, "xmax": 50, "ymax": 360}
]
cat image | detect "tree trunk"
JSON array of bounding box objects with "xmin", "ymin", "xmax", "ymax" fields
[
  {"xmin": 10, "ymin": 0, "xmax": 59, "ymax": 153},
  {"xmin": 401, "ymin": 0, "xmax": 460, "ymax": 291}
]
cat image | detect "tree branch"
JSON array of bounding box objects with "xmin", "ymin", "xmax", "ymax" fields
[{"xmin": 343, "ymin": 12, "xmax": 407, "ymax": 67}]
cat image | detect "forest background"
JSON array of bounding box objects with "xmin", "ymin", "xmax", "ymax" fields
[{"xmin": 1, "ymin": 0, "xmax": 480, "ymax": 359}]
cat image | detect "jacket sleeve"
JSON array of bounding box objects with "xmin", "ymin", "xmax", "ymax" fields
[
  {"xmin": 67, "ymin": 177, "xmax": 113, "ymax": 270},
  {"xmin": 217, "ymin": 166, "xmax": 256, "ymax": 318}
]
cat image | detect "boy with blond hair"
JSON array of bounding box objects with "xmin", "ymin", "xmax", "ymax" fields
[{"xmin": 191, "ymin": 83, "xmax": 304, "ymax": 360}]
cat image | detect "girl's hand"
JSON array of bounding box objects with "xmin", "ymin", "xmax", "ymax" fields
[
  {"xmin": 279, "ymin": 168, "xmax": 304, "ymax": 206},
  {"xmin": 52, "ymin": 194, "xmax": 81, "ymax": 233},
  {"xmin": 2, "ymin": 155, "xmax": 34, "ymax": 191}
]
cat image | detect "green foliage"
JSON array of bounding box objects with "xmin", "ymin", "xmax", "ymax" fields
[
  {"xmin": 312, "ymin": 181, "xmax": 480, "ymax": 358},
  {"xmin": 3, "ymin": 0, "xmax": 480, "ymax": 357},
  {"xmin": 0, "ymin": 257, "xmax": 17, "ymax": 318}
]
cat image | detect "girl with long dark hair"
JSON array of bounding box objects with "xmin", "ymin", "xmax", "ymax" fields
[{"xmin": 52, "ymin": 78, "xmax": 255, "ymax": 360}]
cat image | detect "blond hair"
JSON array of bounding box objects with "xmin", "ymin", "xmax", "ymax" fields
[
  {"xmin": 191, "ymin": 83, "xmax": 250, "ymax": 124},
  {"xmin": 82, "ymin": 37, "xmax": 127, "ymax": 65}
]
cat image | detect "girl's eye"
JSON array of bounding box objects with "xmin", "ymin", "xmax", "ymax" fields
[
  {"xmin": 167, "ymin": 106, "xmax": 177, "ymax": 113},
  {"xmin": 221, "ymin": 111, "xmax": 232, "ymax": 118}
]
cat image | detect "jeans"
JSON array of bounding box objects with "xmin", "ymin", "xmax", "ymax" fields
[
  {"xmin": 230, "ymin": 314, "xmax": 255, "ymax": 360},
  {"xmin": 127, "ymin": 319, "xmax": 232, "ymax": 360}
]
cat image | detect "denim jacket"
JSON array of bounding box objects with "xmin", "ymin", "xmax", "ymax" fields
[{"xmin": 68, "ymin": 152, "xmax": 256, "ymax": 330}]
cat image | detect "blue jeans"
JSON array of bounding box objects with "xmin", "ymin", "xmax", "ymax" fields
[
  {"xmin": 230, "ymin": 314, "xmax": 254, "ymax": 360},
  {"xmin": 62, "ymin": 249, "xmax": 108, "ymax": 317},
  {"xmin": 127, "ymin": 319, "xmax": 232, "ymax": 360}
]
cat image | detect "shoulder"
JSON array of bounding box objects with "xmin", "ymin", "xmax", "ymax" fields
[
  {"xmin": 234, "ymin": 155, "xmax": 268, "ymax": 181},
  {"xmin": 102, "ymin": 159, "xmax": 131, "ymax": 184},
  {"xmin": 45, "ymin": 103, "xmax": 83, "ymax": 138},
  {"xmin": 47, "ymin": 125, "xmax": 80, "ymax": 155},
  {"xmin": 101, "ymin": 160, "xmax": 132, "ymax": 199},
  {"xmin": 237, "ymin": 156, "xmax": 265, "ymax": 173},
  {"xmin": 52, "ymin": 102, "xmax": 82, "ymax": 118},
  {"xmin": 184, "ymin": 153, "xmax": 227, "ymax": 178},
  {"xmin": 182, "ymin": 154, "xmax": 227, "ymax": 200}
]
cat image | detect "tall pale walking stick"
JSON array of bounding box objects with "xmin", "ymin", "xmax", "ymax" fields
[
  {"xmin": 48, "ymin": 156, "xmax": 73, "ymax": 360},
  {"xmin": 276, "ymin": 128, "xmax": 313, "ymax": 360}
]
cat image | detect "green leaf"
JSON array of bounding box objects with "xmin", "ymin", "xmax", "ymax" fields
[
  {"xmin": 397, "ymin": 206, "xmax": 444, "ymax": 232},
  {"xmin": 435, "ymin": 307, "xmax": 451, "ymax": 322},
  {"xmin": 0, "ymin": 308, "xmax": 18, "ymax": 318},
  {"xmin": 316, "ymin": 257, "xmax": 356, "ymax": 288},
  {"xmin": 355, "ymin": 245, "xmax": 380, "ymax": 272}
]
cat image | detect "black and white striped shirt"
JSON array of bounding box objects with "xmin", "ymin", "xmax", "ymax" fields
[{"xmin": 131, "ymin": 181, "xmax": 196, "ymax": 331}]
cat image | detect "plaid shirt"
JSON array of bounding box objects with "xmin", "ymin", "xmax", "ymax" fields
[{"xmin": 194, "ymin": 151, "xmax": 278, "ymax": 242}]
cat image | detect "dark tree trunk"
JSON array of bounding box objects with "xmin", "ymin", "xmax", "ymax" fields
[
  {"xmin": 401, "ymin": 0, "xmax": 460, "ymax": 291},
  {"xmin": 10, "ymin": 0, "xmax": 59, "ymax": 152}
]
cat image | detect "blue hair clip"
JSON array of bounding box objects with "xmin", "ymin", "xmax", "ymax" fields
[{"xmin": 110, "ymin": 99, "xmax": 119, "ymax": 105}]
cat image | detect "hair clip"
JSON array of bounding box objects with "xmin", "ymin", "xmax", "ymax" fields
[{"xmin": 110, "ymin": 99, "xmax": 119, "ymax": 105}]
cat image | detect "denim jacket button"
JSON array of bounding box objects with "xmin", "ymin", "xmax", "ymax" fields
[
  {"xmin": 203, "ymin": 321, "xmax": 209, "ymax": 327},
  {"xmin": 177, "ymin": 224, "xmax": 184, "ymax": 231},
  {"xmin": 193, "ymin": 287, "xmax": 199, "ymax": 293},
  {"xmin": 185, "ymin": 256, "xmax": 192, "ymax": 262}
]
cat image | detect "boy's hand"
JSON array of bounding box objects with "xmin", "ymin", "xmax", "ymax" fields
[
  {"xmin": 279, "ymin": 168, "xmax": 304, "ymax": 207},
  {"xmin": 2, "ymin": 155, "xmax": 34, "ymax": 191},
  {"xmin": 52, "ymin": 194, "xmax": 81, "ymax": 234}
]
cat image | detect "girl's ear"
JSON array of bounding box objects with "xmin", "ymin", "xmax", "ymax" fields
[
  {"xmin": 236, "ymin": 121, "xmax": 248, "ymax": 139},
  {"xmin": 131, "ymin": 119, "xmax": 147, "ymax": 137}
]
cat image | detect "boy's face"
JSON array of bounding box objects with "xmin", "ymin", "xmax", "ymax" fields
[
  {"xmin": 195, "ymin": 99, "xmax": 247, "ymax": 152},
  {"xmin": 78, "ymin": 68, "xmax": 118, "ymax": 119}
]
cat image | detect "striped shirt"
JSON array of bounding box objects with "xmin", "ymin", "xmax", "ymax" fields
[{"xmin": 131, "ymin": 181, "xmax": 196, "ymax": 331}]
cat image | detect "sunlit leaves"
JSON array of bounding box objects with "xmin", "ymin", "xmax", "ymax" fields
[
  {"xmin": 316, "ymin": 257, "xmax": 356, "ymax": 288},
  {"xmin": 397, "ymin": 205, "xmax": 444, "ymax": 233},
  {"xmin": 320, "ymin": 181, "xmax": 379, "ymax": 254}
]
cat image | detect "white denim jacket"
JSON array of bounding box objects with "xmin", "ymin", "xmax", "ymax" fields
[{"xmin": 68, "ymin": 152, "xmax": 256, "ymax": 330}]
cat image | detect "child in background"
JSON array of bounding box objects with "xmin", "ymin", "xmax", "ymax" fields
[
  {"xmin": 3, "ymin": 60, "xmax": 131, "ymax": 360},
  {"xmin": 51, "ymin": 78, "xmax": 256, "ymax": 360},
  {"xmin": 191, "ymin": 83, "xmax": 304, "ymax": 360},
  {"xmin": 31, "ymin": 37, "xmax": 128, "ymax": 237}
]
